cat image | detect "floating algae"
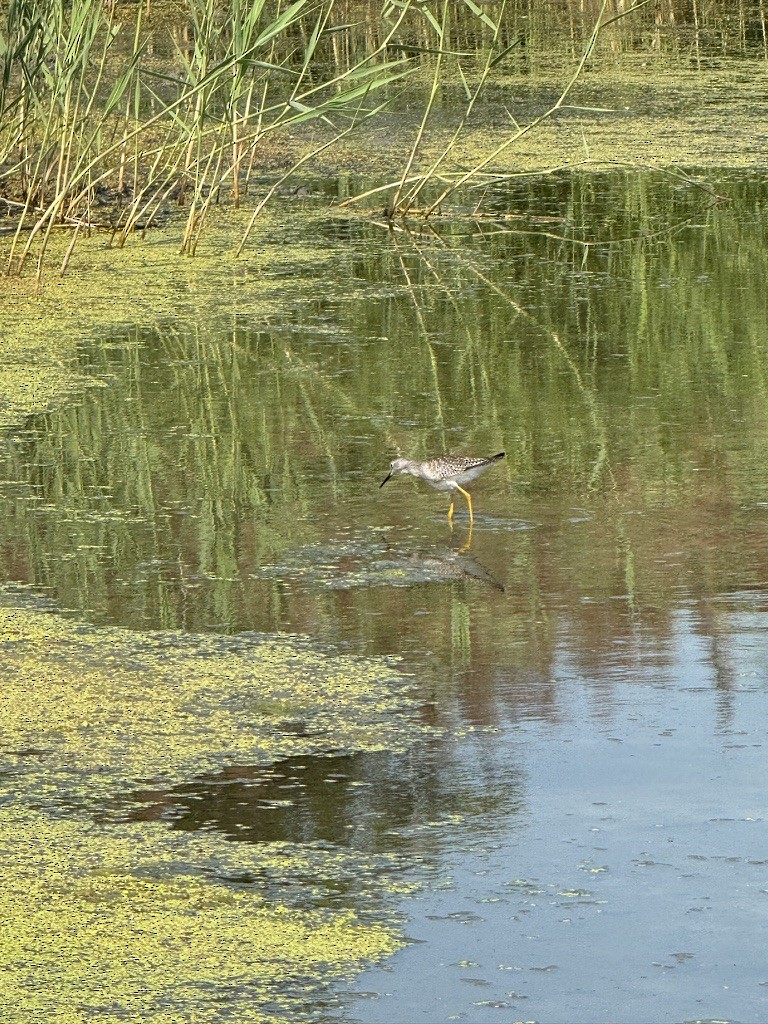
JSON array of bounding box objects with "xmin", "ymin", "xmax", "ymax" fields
[
  {"xmin": 0, "ymin": 590, "xmax": 426, "ymax": 1021},
  {"xmin": 0, "ymin": 593, "xmax": 427, "ymax": 810},
  {"xmin": 0, "ymin": 206, "xmax": 342, "ymax": 433},
  {"xmin": 0, "ymin": 809, "xmax": 407, "ymax": 1024}
]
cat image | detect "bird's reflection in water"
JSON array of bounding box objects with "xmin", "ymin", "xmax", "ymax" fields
[
  {"xmin": 249, "ymin": 528, "xmax": 506, "ymax": 593},
  {"xmin": 451, "ymin": 520, "xmax": 474, "ymax": 555},
  {"xmin": 387, "ymin": 530, "xmax": 504, "ymax": 593}
]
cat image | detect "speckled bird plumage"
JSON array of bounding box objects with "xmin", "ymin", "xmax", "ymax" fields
[{"xmin": 379, "ymin": 452, "xmax": 505, "ymax": 522}]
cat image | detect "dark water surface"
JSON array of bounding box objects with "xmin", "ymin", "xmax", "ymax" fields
[{"xmin": 4, "ymin": 170, "xmax": 768, "ymax": 1021}]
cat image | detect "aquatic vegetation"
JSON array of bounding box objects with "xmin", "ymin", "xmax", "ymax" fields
[
  {"xmin": 0, "ymin": 586, "xmax": 422, "ymax": 1017},
  {"xmin": 0, "ymin": 204, "xmax": 339, "ymax": 431},
  {"xmin": 2, "ymin": 0, "xmax": 755, "ymax": 275},
  {"xmin": 376, "ymin": 0, "xmax": 644, "ymax": 218},
  {"xmin": 0, "ymin": 592, "xmax": 425, "ymax": 809},
  {"xmin": 0, "ymin": 0, "xmax": 412, "ymax": 275},
  {"xmin": 0, "ymin": 809, "xmax": 406, "ymax": 1022}
]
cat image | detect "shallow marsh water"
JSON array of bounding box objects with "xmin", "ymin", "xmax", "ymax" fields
[{"xmin": 3, "ymin": 169, "xmax": 768, "ymax": 1021}]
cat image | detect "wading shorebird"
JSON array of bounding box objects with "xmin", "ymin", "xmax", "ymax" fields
[{"xmin": 379, "ymin": 452, "xmax": 505, "ymax": 523}]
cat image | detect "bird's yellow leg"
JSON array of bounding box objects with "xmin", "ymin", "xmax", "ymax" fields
[
  {"xmin": 456, "ymin": 485, "xmax": 473, "ymax": 522},
  {"xmin": 447, "ymin": 500, "xmax": 454, "ymax": 522}
]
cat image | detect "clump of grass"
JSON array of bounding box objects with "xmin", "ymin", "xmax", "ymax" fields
[
  {"xmin": 0, "ymin": 0, "xmax": 663, "ymax": 277},
  {"xmin": 1, "ymin": 0, "xmax": 144, "ymax": 276},
  {"xmin": 0, "ymin": 0, "xmax": 413, "ymax": 276}
]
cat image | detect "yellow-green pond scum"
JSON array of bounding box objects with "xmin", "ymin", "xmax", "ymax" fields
[
  {"xmin": 0, "ymin": 810, "xmax": 407, "ymax": 1023},
  {"xmin": 0, "ymin": 591, "xmax": 424, "ymax": 1020},
  {"xmin": 0, "ymin": 215, "xmax": 429, "ymax": 1021}
]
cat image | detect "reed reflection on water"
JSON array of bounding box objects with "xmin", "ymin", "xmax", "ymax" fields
[{"xmin": 1, "ymin": 171, "xmax": 767, "ymax": 700}]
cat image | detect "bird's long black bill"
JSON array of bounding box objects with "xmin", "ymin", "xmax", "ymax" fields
[{"xmin": 379, "ymin": 472, "xmax": 392, "ymax": 488}]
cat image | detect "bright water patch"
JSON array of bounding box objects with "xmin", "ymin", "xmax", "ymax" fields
[{"xmin": 341, "ymin": 634, "xmax": 768, "ymax": 1023}]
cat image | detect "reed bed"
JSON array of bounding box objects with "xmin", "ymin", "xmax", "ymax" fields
[
  {"xmin": 0, "ymin": 0, "xmax": 751, "ymax": 276},
  {"xmin": 0, "ymin": 0, "xmax": 417, "ymax": 276}
]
